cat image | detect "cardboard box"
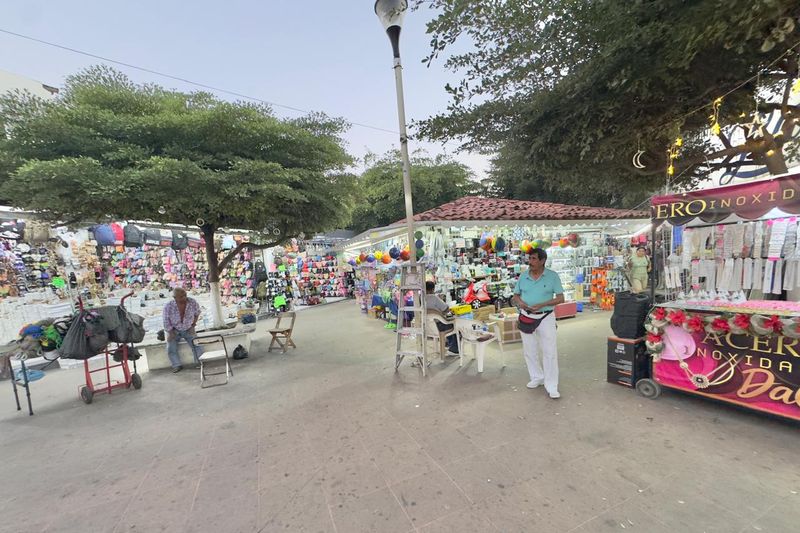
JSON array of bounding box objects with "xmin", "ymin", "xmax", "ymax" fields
[{"xmin": 473, "ymin": 306, "xmax": 494, "ymax": 322}]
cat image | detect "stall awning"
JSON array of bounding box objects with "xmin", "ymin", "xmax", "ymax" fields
[{"xmin": 651, "ymin": 172, "xmax": 800, "ymax": 226}]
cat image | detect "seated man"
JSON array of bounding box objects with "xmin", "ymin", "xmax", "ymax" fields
[
  {"xmin": 162, "ymin": 288, "xmax": 204, "ymax": 373},
  {"xmin": 424, "ymin": 281, "xmax": 459, "ymax": 354}
]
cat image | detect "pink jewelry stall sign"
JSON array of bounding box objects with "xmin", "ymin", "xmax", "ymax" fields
[{"xmin": 654, "ymin": 316, "xmax": 800, "ymax": 421}]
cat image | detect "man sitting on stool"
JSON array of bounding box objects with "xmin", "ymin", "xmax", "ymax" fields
[{"xmin": 163, "ymin": 288, "xmax": 204, "ymax": 373}]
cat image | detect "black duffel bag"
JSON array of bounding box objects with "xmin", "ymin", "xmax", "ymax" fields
[{"xmin": 610, "ymin": 291, "xmax": 651, "ymax": 339}]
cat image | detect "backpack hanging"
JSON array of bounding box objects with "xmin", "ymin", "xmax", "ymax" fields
[
  {"xmin": 92, "ymin": 224, "xmax": 116, "ymax": 246},
  {"xmin": 110, "ymin": 223, "xmax": 125, "ymax": 245},
  {"xmin": 143, "ymin": 229, "xmax": 161, "ymax": 246},
  {"xmin": 171, "ymin": 231, "xmax": 189, "ymax": 250},
  {"xmin": 159, "ymin": 229, "xmax": 173, "ymax": 247},
  {"xmin": 123, "ymin": 224, "xmax": 144, "ymax": 247},
  {"xmin": 254, "ymin": 260, "xmax": 268, "ymax": 283}
]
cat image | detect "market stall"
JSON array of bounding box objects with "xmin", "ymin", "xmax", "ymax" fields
[
  {"xmin": 641, "ymin": 173, "xmax": 800, "ymax": 422},
  {"xmin": 343, "ymin": 197, "xmax": 649, "ymax": 331}
]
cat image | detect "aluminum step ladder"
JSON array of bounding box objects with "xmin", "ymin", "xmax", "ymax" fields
[{"xmin": 395, "ymin": 264, "xmax": 429, "ymax": 375}]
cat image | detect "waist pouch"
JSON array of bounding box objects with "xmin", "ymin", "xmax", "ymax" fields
[{"xmin": 518, "ymin": 311, "xmax": 552, "ymax": 334}]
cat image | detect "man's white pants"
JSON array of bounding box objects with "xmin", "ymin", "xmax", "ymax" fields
[{"xmin": 520, "ymin": 313, "xmax": 558, "ymax": 393}]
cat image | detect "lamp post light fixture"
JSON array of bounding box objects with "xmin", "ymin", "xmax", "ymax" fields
[{"xmin": 374, "ymin": 0, "xmax": 417, "ymax": 266}]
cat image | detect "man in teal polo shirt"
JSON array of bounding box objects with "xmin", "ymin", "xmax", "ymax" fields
[{"xmin": 511, "ymin": 248, "xmax": 565, "ymax": 398}]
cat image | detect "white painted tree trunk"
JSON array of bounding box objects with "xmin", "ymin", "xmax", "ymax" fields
[{"xmin": 208, "ymin": 281, "xmax": 226, "ymax": 329}]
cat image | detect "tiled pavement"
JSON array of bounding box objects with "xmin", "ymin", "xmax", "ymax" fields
[{"xmin": 1, "ymin": 302, "xmax": 798, "ymax": 532}]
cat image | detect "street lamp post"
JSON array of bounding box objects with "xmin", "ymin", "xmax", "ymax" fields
[{"xmin": 375, "ymin": 0, "xmax": 417, "ymax": 267}]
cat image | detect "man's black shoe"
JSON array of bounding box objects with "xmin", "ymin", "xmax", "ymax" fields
[{"xmin": 172, "ymin": 366, "xmax": 183, "ymax": 373}]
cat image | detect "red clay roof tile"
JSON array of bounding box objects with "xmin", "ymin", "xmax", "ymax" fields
[{"xmin": 395, "ymin": 196, "xmax": 648, "ymax": 224}]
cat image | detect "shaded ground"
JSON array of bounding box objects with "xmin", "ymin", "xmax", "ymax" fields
[{"xmin": 1, "ymin": 301, "xmax": 798, "ymax": 532}]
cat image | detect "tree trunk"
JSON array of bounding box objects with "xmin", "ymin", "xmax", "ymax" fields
[{"xmin": 201, "ymin": 225, "xmax": 227, "ymax": 329}]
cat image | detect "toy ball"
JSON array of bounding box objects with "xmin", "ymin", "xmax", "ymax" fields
[
  {"xmin": 414, "ymin": 230, "xmax": 423, "ymax": 239},
  {"xmin": 51, "ymin": 277, "xmax": 66, "ymax": 289},
  {"xmin": 359, "ymin": 253, "xmax": 367, "ymax": 262},
  {"xmin": 400, "ymin": 249, "xmax": 410, "ymax": 261},
  {"xmin": 479, "ymin": 233, "xmax": 488, "ymax": 247},
  {"xmin": 356, "ymin": 257, "xmax": 362, "ymax": 265},
  {"xmin": 495, "ymin": 237, "xmax": 506, "ymax": 252},
  {"xmin": 540, "ymin": 239, "xmax": 551, "ymax": 248},
  {"xmin": 568, "ymin": 232, "xmax": 579, "ymax": 244},
  {"xmin": 389, "ymin": 247, "xmax": 400, "ymax": 259},
  {"xmin": 381, "ymin": 254, "xmax": 391, "ymax": 264},
  {"xmin": 521, "ymin": 239, "xmax": 530, "ymax": 252},
  {"xmin": 374, "ymin": 251, "xmax": 383, "ymax": 260},
  {"xmin": 348, "ymin": 259, "xmax": 356, "ymax": 266},
  {"xmin": 367, "ymin": 254, "xmax": 375, "ymax": 262},
  {"xmin": 415, "ymin": 239, "xmax": 424, "ymax": 249},
  {"xmin": 416, "ymin": 247, "xmax": 425, "ymax": 259},
  {"xmin": 559, "ymin": 238, "xmax": 568, "ymax": 248}
]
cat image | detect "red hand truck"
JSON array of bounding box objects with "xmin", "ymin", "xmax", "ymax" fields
[{"xmin": 77, "ymin": 291, "xmax": 143, "ymax": 404}]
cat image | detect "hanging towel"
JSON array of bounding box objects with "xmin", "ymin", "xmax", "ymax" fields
[
  {"xmin": 763, "ymin": 259, "xmax": 775, "ymax": 293},
  {"xmin": 743, "ymin": 222, "xmax": 754, "ymax": 258},
  {"xmin": 720, "ymin": 258, "xmax": 735, "ymax": 291},
  {"xmin": 768, "ymin": 219, "xmax": 788, "ymax": 260},
  {"xmin": 742, "ymin": 258, "xmax": 754, "ymax": 290},
  {"xmin": 754, "ymin": 222, "xmax": 764, "ymax": 259},
  {"xmin": 752, "ymin": 258, "xmax": 764, "ymax": 291},
  {"xmin": 715, "ymin": 259, "xmax": 725, "ymax": 290},
  {"xmin": 783, "ymin": 259, "xmax": 797, "ymax": 292},
  {"xmin": 691, "ymin": 259, "xmax": 701, "ymax": 290},
  {"xmin": 722, "ymin": 225, "xmax": 735, "ymax": 258},
  {"xmin": 782, "ymin": 219, "xmax": 797, "ymax": 259},
  {"xmin": 730, "ymin": 224, "xmax": 745, "ymax": 258},
  {"xmin": 762, "ymin": 221, "xmax": 772, "ymax": 258},
  {"xmin": 772, "ymin": 259, "xmax": 784, "ymax": 294},
  {"xmin": 732, "ymin": 258, "xmax": 744, "ymax": 292}
]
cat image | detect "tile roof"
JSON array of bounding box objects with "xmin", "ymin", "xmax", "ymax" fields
[{"xmin": 395, "ymin": 196, "xmax": 648, "ymax": 224}]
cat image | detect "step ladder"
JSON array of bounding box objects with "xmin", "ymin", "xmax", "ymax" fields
[{"xmin": 395, "ymin": 264, "xmax": 428, "ymax": 376}]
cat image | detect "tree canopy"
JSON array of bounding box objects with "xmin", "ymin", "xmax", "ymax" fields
[
  {"xmin": 0, "ymin": 66, "xmax": 356, "ymax": 267},
  {"xmin": 414, "ymin": 0, "xmax": 800, "ymax": 207},
  {"xmin": 348, "ymin": 151, "xmax": 479, "ymax": 233}
]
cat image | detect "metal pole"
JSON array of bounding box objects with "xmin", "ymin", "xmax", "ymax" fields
[{"xmin": 391, "ymin": 56, "xmax": 417, "ymax": 267}]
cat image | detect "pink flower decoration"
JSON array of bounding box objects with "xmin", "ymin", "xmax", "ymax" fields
[
  {"xmin": 668, "ymin": 310, "xmax": 686, "ymax": 326},
  {"xmin": 764, "ymin": 315, "xmax": 783, "ymax": 334},
  {"xmin": 686, "ymin": 315, "xmax": 705, "ymax": 333},
  {"xmin": 711, "ymin": 318, "xmax": 730, "ymax": 333},
  {"xmin": 733, "ymin": 314, "xmax": 750, "ymax": 330}
]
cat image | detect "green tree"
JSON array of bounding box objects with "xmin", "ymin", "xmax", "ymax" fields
[
  {"xmin": 0, "ymin": 66, "xmax": 356, "ymax": 327},
  {"xmin": 349, "ymin": 151, "xmax": 478, "ymax": 233},
  {"xmin": 414, "ymin": 0, "xmax": 800, "ymax": 206}
]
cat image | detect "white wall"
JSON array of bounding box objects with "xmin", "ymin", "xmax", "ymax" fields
[{"xmin": 0, "ymin": 69, "xmax": 59, "ymax": 99}]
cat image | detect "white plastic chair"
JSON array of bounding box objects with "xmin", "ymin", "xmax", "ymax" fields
[
  {"xmin": 455, "ymin": 318, "xmax": 503, "ymax": 373},
  {"xmin": 425, "ymin": 314, "xmax": 458, "ymax": 361}
]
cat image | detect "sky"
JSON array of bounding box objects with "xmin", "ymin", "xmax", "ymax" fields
[{"xmin": 0, "ymin": 0, "xmax": 491, "ymax": 178}]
